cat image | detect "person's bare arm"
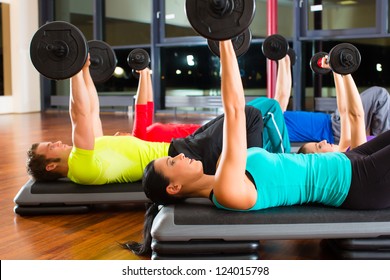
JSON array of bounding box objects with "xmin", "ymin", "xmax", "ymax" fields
[
  {"xmin": 326, "ymin": 54, "xmax": 366, "ymax": 151},
  {"xmin": 333, "ymin": 71, "xmax": 351, "ymax": 152},
  {"xmin": 343, "ymin": 74, "xmax": 366, "ymax": 149},
  {"xmin": 134, "ymin": 68, "xmax": 151, "ymax": 105},
  {"xmin": 274, "ymin": 55, "xmax": 292, "ymax": 112},
  {"xmin": 213, "ymin": 40, "xmax": 257, "ymax": 210},
  {"xmin": 69, "ymin": 59, "xmax": 95, "ymax": 150},
  {"xmin": 83, "ymin": 56, "xmax": 103, "ymax": 137}
]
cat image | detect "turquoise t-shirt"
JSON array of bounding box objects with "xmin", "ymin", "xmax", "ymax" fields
[
  {"xmin": 212, "ymin": 147, "xmax": 352, "ymax": 211},
  {"xmin": 67, "ymin": 136, "xmax": 170, "ymax": 185}
]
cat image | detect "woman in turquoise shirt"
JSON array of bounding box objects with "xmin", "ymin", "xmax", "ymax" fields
[{"xmin": 124, "ymin": 40, "xmax": 390, "ymax": 256}]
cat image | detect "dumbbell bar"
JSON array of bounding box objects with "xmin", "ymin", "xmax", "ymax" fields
[
  {"xmin": 262, "ymin": 34, "xmax": 296, "ymax": 65},
  {"xmin": 208, "ymin": 29, "xmax": 252, "ymax": 58},
  {"xmin": 185, "ymin": 0, "xmax": 256, "ymax": 41},
  {"xmin": 310, "ymin": 43, "xmax": 361, "ymax": 75},
  {"xmin": 30, "ymin": 21, "xmax": 117, "ymax": 83}
]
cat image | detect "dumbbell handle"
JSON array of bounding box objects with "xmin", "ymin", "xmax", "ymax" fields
[
  {"xmin": 90, "ymin": 56, "xmax": 100, "ymax": 66},
  {"xmin": 339, "ymin": 51, "xmax": 354, "ymax": 67},
  {"xmin": 212, "ymin": 0, "xmax": 233, "ymax": 16},
  {"xmin": 45, "ymin": 42, "xmax": 69, "ymax": 58}
]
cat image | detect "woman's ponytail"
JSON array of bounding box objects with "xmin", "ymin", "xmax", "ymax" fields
[{"xmin": 120, "ymin": 203, "xmax": 160, "ymax": 256}]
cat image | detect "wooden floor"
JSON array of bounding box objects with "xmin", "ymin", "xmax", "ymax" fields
[{"xmin": 0, "ymin": 110, "xmax": 336, "ymax": 260}]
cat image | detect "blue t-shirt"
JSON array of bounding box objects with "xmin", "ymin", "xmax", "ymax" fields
[
  {"xmin": 284, "ymin": 111, "xmax": 334, "ymax": 143},
  {"xmin": 212, "ymin": 147, "xmax": 352, "ymax": 211}
]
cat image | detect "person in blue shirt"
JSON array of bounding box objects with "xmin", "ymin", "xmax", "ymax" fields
[
  {"xmin": 123, "ymin": 40, "xmax": 390, "ymax": 256},
  {"xmin": 297, "ymin": 56, "xmax": 378, "ymax": 153},
  {"xmin": 271, "ymin": 53, "xmax": 390, "ymax": 145}
]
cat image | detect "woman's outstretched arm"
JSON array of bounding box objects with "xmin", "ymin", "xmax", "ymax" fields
[
  {"xmin": 213, "ymin": 40, "xmax": 257, "ymax": 210},
  {"xmin": 132, "ymin": 68, "xmax": 152, "ymax": 139},
  {"xmin": 333, "ymin": 71, "xmax": 351, "ymax": 151},
  {"xmin": 342, "ymin": 74, "xmax": 366, "ymax": 149},
  {"xmin": 274, "ymin": 55, "xmax": 292, "ymax": 112}
]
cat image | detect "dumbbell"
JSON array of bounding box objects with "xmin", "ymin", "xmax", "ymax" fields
[
  {"xmin": 310, "ymin": 43, "xmax": 361, "ymax": 75},
  {"xmin": 262, "ymin": 34, "xmax": 296, "ymax": 65},
  {"xmin": 30, "ymin": 21, "xmax": 117, "ymax": 83},
  {"xmin": 127, "ymin": 49, "xmax": 150, "ymax": 79},
  {"xmin": 88, "ymin": 40, "xmax": 118, "ymax": 83},
  {"xmin": 185, "ymin": 0, "xmax": 256, "ymax": 41},
  {"xmin": 208, "ymin": 29, "xmax": 252, "ymax": 58}
]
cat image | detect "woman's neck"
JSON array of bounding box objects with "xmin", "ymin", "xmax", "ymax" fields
[{"xmin": 184, "ymin": 174, "xmax": 215, "ymax": 199}]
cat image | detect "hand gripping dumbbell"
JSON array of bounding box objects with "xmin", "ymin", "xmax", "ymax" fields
[
  {"xmin": 127, "ymin": 49, "xmax": 150, "ymax": 79},
  {"xmin": 310, "ymin": 43, "xmax": 361, "ymax": 75},
  {"xmin": 30, "ymin": 21, "xmax": 117, "ymax": 83},
  {"xmin": 207, "ymin": 29, "xmax": 252, "ymax": 58},
  {"xmin": 262, "ymin": 34, "xmax": 296, "ymax": 65}
]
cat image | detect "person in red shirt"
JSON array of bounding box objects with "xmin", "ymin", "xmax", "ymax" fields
[{"xmin": 120, "ymin": 68, "xmax": 201, "ymax": 142}]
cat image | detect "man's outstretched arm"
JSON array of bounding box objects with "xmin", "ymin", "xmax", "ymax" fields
[{"xmin": 69, "ymin": 58, "xmax": 95, "ymax": 150}]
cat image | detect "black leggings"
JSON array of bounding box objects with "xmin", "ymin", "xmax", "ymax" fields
[{"xmin": 341, "ymin": 129, "xmax": 390, "ymax": 210}]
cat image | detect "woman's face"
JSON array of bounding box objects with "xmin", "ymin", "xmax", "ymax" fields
[
  {"xmin": 154, "ymin": 153, "xmax": 204, "ymax": 186},
  {"xmin": 303, "ymin": 140, "xmax": 339, "ymax": 154}
]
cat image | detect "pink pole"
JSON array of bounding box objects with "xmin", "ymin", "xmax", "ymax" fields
[{"xmin": 266, "ymin": 0, "xmax": 278, "ymax": 98}]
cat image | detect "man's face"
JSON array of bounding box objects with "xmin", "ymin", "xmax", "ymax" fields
[{"xmin": 35, "ymin": 141, "xmax": 72, "ymax": 160}]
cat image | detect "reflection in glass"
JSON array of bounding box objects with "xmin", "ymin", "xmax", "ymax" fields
[
  {"xmin": 164, "ymin": 0, "xmax": 294, "ymax": 39},
  {"xmin": 307, "ymin": 0, "xmax": 376, "ymax": 30},
  {"xmin": 96, "ymin": 48, "xmax": 148, "ymax": 93},
  {"xmin": 105, "ymin": 0, "xmax": 152, "ymax": 46},
  {"xmin": 161, "ymin": 44, "xmax": 267, "ymax": 99},
  {"xmin": 54, "ymin": 0, "xmax": 93, "ymax": 40},
  {"xmin": 165, "ymin": 0, "xmax": 198, "ymax": 38},
  {"xmin": 252, "ymin": 0, "xmax": 294, "ymax": 38}
]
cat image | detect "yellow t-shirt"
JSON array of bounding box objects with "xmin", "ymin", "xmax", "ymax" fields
[{"xmin": 67, "ymin": 136, "xmax": 170, "ymax": 185}]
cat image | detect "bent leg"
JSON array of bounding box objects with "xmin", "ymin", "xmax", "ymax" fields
[
  {"xmin": 360, "ymin": 86, "xmax": 390, "ymax": 136},
  {"xmin": 248, "ymin": 97, "xmax": 290, "ymax": 153}
]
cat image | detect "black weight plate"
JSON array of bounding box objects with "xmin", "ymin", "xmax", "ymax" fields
[
  {"xmin": 208, "ymin": 28, "xmax": 252, "ymax": 57},
  {"xmin": 185, "ymin": 0, "xmax": 256, "ymax": 41},
  {"xmin": 310, "ymin": 52, "xmax": 331, "ymax": 75},
  {"xmin": 262, "ymin": 34, "xmax": 288, "ymax": 61},
  {"xmin": 88, "ymin": 40, "xmax": 117, "ymax": 83},
  {"xmin": 30, "ymin": 21, "xmax": 88, "ymax": 80},
  {"xmin": 328, "ymin": 43, "xmax": 361, "ymax": 75},
  {"xmin": 127, "ymin": 49, "xmax": 150, "ymax": 70},
  {"xmin": 287, "ymin": 48, "xmax": 296, "ymax": 66}
]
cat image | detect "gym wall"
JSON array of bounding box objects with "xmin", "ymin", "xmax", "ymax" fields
[{"xmin": 0, "ymin": 0, "xmax": 40, "ymax": 114}]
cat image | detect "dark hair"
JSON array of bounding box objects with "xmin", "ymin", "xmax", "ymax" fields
[
  {"xmin": 26, "ymin": 143, "xmax": 63, "ymax": 181},
  {"xmin": 297, "ymin": 143, "xmax": 309, "ymax": 154},
  {"xmin": 121, "ymin": 160, "xmax": 184, "ymax": 256},
  {"xmin": 120, "ymin": 203, "xmax": 159, "ymax": 256},
  {"xmin": 142, "ymin": 160, "xmax": 184, "ymax": 205}
]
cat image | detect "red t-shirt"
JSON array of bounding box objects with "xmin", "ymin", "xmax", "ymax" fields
[{"xmin": 132, "ymin": 102, "xmax": 201, "ymax": 142}]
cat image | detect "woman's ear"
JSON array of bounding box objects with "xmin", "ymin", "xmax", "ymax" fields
[{"xmin": 166, "ymin": 183, "xmax": 182, "ymax": 195}]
